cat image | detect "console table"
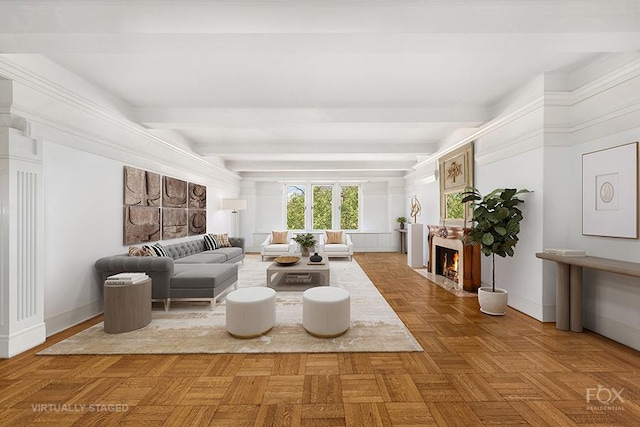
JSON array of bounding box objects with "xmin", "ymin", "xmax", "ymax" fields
[{"xmin": 535, "ymin": 253, "xmax": 640, "ymax": 332}]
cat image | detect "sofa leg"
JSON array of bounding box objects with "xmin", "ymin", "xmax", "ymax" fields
[
  {"xmin": 164, "ymin": 299, "xmax": 170, "ymax": 311},
  {"xmin": 210, "ymin": 298, "xmax": 216, "ymax": 311}
]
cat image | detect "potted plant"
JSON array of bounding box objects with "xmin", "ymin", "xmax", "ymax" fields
[
  {"xmin": 396, "ymin": 216, "xmax": 407, "ymax": 229},
  {"xmin": 293, "ymin": 233, "xmax": 317, "ymax": 257},
  {"xmin": 461, "ymin": 187, "xmax": 531, "ymax": 315}
]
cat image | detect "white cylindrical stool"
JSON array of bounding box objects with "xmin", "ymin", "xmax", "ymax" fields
[
  {"xmin": 303, "ymin": 287, "xmax": 350, "ymax": 337},
  {"xmin": 226, "ymin": 287, "xmax": 276, "ymax": 338}
]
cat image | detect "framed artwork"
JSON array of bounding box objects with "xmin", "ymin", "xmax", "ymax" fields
[
  {"xmin": 162, "ymin": 208, "xmax": 188, "ymax": 239},
  {"xmin": 189, "ymin": 183, "xmax": 207, "ymax": 209},
  {"xmin": 439, "ymin": 142, "xmax": 474, "ymax": 226},
  {"xmin": 582, "ymin": 141, "xmax": 638, "ymax": 238}
]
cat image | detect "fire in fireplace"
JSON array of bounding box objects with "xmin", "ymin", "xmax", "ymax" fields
[{"xmin": 435, "ymin": 246, "xmax": 459, "ymax": 283}]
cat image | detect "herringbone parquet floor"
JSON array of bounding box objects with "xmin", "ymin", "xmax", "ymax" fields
[{"xmin": 1, "ymin": 253, "xmax": 639, "ymax": 426}]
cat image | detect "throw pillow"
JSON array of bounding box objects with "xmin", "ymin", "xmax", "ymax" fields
[
  {"xmin": 203, "ymin": 234, "xmax": 219, "ymax": 251},
  {"xmin": 213, "ymin": 233, "xmax": 232, "ymax": 248},
  {"xmin": 144, "ymin": 243, "xmax": 169, "ymax": 257},
  {"xmin": 271, "ymin": 230, "xmax": 289, "ymax": 244},
  {"xmin": 128, "ymin": 246, "xmax": 153, "ymax": 257},
  {"xmin": 326, "ymin": 230, "xmax": 344, "ymax": 244}
]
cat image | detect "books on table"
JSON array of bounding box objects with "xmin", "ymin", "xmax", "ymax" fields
[
  {"xmin": 106, "ymin": 272, "xmax": 149, "ymax": 285},
  {"xmin": 285, "ymin": 273, "xmax": 312, "ymax": 284},
  {"xmin": 543, "ymin": 248, "xmax": 586, "ymax": 257}
]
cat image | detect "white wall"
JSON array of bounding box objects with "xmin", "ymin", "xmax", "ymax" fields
[{"xmin": 407, "ymin": 59, "xmax": 640, "ymax": 350}]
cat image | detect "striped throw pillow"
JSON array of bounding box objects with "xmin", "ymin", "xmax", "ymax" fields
[
  {"xmin": 144, "ymin": 243, "xmax": 168, "ymax": 257},
  {"xmin": 203, "ymin": 234, "xmax": 219, "ymax": 250}
]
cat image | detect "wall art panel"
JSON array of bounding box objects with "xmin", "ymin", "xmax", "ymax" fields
[
  {"xmin": 162, "ymin": 208, "xmax": 188, "ymax": 239},
  {"xmin": 189, "ymin": 183, "xmax": 207, "ymax": 209},
  {"xmin": 163, "ymin": 176, "xmax": 187, "ymax": 208},
  {"xmin": 123, "ymin": 166, "xmax": 161, "ymax": 206},
  {"xmin": 123, "ymin": 206, "xmax": 160, "ymax": 245}
]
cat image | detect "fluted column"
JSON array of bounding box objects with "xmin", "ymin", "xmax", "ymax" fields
[{"xmin": 0, "ymin": 82, "xmax": 46, "ymax": 357}]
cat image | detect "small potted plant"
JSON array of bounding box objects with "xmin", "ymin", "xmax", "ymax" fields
[
  {"xmin": 461, "ymin": 187, "xmax": 531, "ymax": 315},
  {"xmin": 293, "ymin": 233, "xmax": 317, "ymax": 257},
  {"xmin": 396, "ymin": 216, "xmax": 407, "ymax": 229}
]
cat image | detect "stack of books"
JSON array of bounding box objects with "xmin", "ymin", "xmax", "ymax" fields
[
  {"xmin": 106, "ymin": 272, "xmax": 150, "ymax": 285},
  {"xmin": 285, "ymin": 273, "xmax": 312, "ymax": 284}
]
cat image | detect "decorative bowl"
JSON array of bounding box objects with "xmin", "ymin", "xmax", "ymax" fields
[{"xmin": 274, "ymin": 256, "xmax": 301, "ymax": 265}]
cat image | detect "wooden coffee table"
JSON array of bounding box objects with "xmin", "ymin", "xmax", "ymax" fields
[{"xmin": 266, "ymin": 257, "xmax": 330, "ymax": 291}]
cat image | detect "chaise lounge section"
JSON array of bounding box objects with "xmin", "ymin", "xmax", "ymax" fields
[{"xmin": 95, "ymin": 237, "xmax": 244, "ymax": 311}]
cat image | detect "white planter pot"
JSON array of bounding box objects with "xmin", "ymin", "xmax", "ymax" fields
[{"xmin": 478, "ymin": 287, "xmax": 508, "ymax": 315}]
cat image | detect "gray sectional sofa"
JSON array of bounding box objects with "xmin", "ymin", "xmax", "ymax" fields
[{"xmin": 95, "ymin": 237, "xmax": 244, "ymax": 311}]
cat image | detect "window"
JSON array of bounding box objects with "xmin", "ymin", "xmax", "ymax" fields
[
  {"xmin": 286, "ymin": 185, "xmax": 305, "ymax": 230},
  {"xmin": 312, "ymin": 185, "xmax": 332, "ymax": 230},
  {"xmin": 285, "ymin": 183, "xmax": 360, "ymax": 230},
  {"xmin": 340, "ymin": 185, "xmax": 359, "ymax": 229}
]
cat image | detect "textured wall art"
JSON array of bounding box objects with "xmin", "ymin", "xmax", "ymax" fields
[
  {"xmin": 123, "ymin": 166, "xmax": 161, "ymax": 206},
  {"xmin": 189, "ymin": 183, "xmax": 207, "ymax": 209},
  {"xmin": 123, "ymin": 206, "xmax": 161, "ymax": 245},
  {"xmin": 188, "ymin": 210, "xmax": 207, "ymax": 235},
  {"xmin": 122, "ymin": 167, "xmax": 208, "ymax": 244},
  {"xmin": 163, "ymin": 176, "xmax": 188, "ymax": 208},
  {"xmin": 162, "ymin": 208, "xmax": 188, "ymax": 239}
]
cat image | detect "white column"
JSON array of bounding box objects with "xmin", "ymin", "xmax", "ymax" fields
[
  {"xmin": 407, "ymin": 223, "xmax": 424, "ymax": 268},
  {"xmin": 0, "ymin": 90, "xmax": 46, "ymax": 357}
]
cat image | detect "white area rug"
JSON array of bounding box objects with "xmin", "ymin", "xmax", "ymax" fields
[{"xmin": 40, "ymin": 256, "xmax": 422, "ymax": 354}]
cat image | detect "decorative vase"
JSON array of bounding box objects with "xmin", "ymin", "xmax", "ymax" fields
[
  {"xmin": 302, "ymin": 247, "xmax": 310, "ymax": 257},
  {"xmin": 310, "ymin": 252, "xmax": 323, "ymax": 262},
  {"xmin": 400, "ymin": 222, "xmax": 405, "ymax": 229},
  {"xmin": 478, "ymin": 287, "xmax": 508, "ymax": 315}
]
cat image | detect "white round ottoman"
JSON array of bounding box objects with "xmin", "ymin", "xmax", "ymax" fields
[
  {"xmin": 303, "ymin": 287, "xmax": 350, "ymax": 337},
  {"xmin": 226, "ymin": 287, "xmax": 276, "ymax": 338}
]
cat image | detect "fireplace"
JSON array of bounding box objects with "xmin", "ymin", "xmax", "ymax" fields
[
  {"xmin": 435, "ymin": 246, "xmax": 459, "ymax": 283},
  {"xmin": 427, "ymin": 225, "xmax": 481, "ymax": 292}
]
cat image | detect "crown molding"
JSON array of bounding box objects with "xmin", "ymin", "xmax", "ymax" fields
[{"xmin": 0, "ymin": 56, "xmax": 239, "ymax": 184}]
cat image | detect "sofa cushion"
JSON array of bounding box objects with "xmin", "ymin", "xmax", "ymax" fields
[
  {"xmin": 211, "ymin": 247, "xmax": 244, "ymax": 261},
  {"xmin": 324, "ymin": 244, "xmax": 348, "ymax": 252},
  {"xmin": 174, "ymin": 252, "xmax": 227, "ymax": 264},
  {"xmin": 172, "ymin": 264, "xmax": 238, "ymax": 289},
  {"xmin": 264, "ymin": 243, "xmax": 290, "ymax": 253}
]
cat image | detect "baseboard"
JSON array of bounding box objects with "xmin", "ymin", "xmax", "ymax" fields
[
  {"xmin": 0, "ymin": 322, "xmax": 46, "ymax": 358},
  {"xmin": 45, "ymin": 300, "xmax": 103, "ymax": 337},
  {"xmin": 507, "ymin": 292, "xmax": 544, "ymax": 322},
  {"xmin": 584, "ymin": 312, "xmax": 640, "ymax": 351}
]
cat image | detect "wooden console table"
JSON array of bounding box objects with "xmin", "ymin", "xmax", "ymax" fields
[{"xmin": 535, "ymin": 252, "xmax": 640, "ymax": 332}]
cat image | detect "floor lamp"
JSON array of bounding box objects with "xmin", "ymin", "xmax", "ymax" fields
[{"xmin": 221, "ymin": 198, "xmax": 247, "ymax": 237}]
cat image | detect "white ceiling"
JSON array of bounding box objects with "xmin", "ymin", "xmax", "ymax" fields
[{"xmin": 1, "ymin": 0, "xmax": 639, "ymax": 179}]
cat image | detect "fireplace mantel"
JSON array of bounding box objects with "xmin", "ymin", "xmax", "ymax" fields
[{"xmin": 427, "ymin": 225, "xmax": 481, "ymax": 292}]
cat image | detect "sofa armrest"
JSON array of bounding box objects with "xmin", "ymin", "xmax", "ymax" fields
[
  {"xmin": 260, "ymin": 235, "xmax": 272, "ymax": 250},
  {"xmin": 345, "ymin": 234, "xmax": 354, "ymax": 252},
  {"xmin": 229, "ymin": 237, "xmax": 245, "ymax": 253},
  {"xmin": 94, "ymin": 256, "xmax": 174, "ymax": 300}
]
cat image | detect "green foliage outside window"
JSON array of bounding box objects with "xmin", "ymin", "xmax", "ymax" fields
[
  {"xmin": 287, "ymin": 183, "xmax": 360, "ymax": 230},
  {"xmin": 313, "ymin": 185, "xmax": 332, "ymax": 229},
  {"xmin": 286, "ymin": 186, "xmax": 305, "ymax": 229},
  {"xmin": 340, "ymin": 185, "xmax": 359, "ymax": 229},
  {"xmin": 445, "ymin": 192, "xmax": 464, "ymax": 219}
]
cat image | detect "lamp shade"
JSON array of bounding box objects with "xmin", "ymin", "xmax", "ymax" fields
[{"xmin": 221, "ymin": 198, "xmax": 247, "ymax": 212}]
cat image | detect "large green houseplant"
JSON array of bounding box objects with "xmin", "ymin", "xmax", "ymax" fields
[{"xmin": 461, "ymin": 187, "xmax": 531, "ymax": 315}]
